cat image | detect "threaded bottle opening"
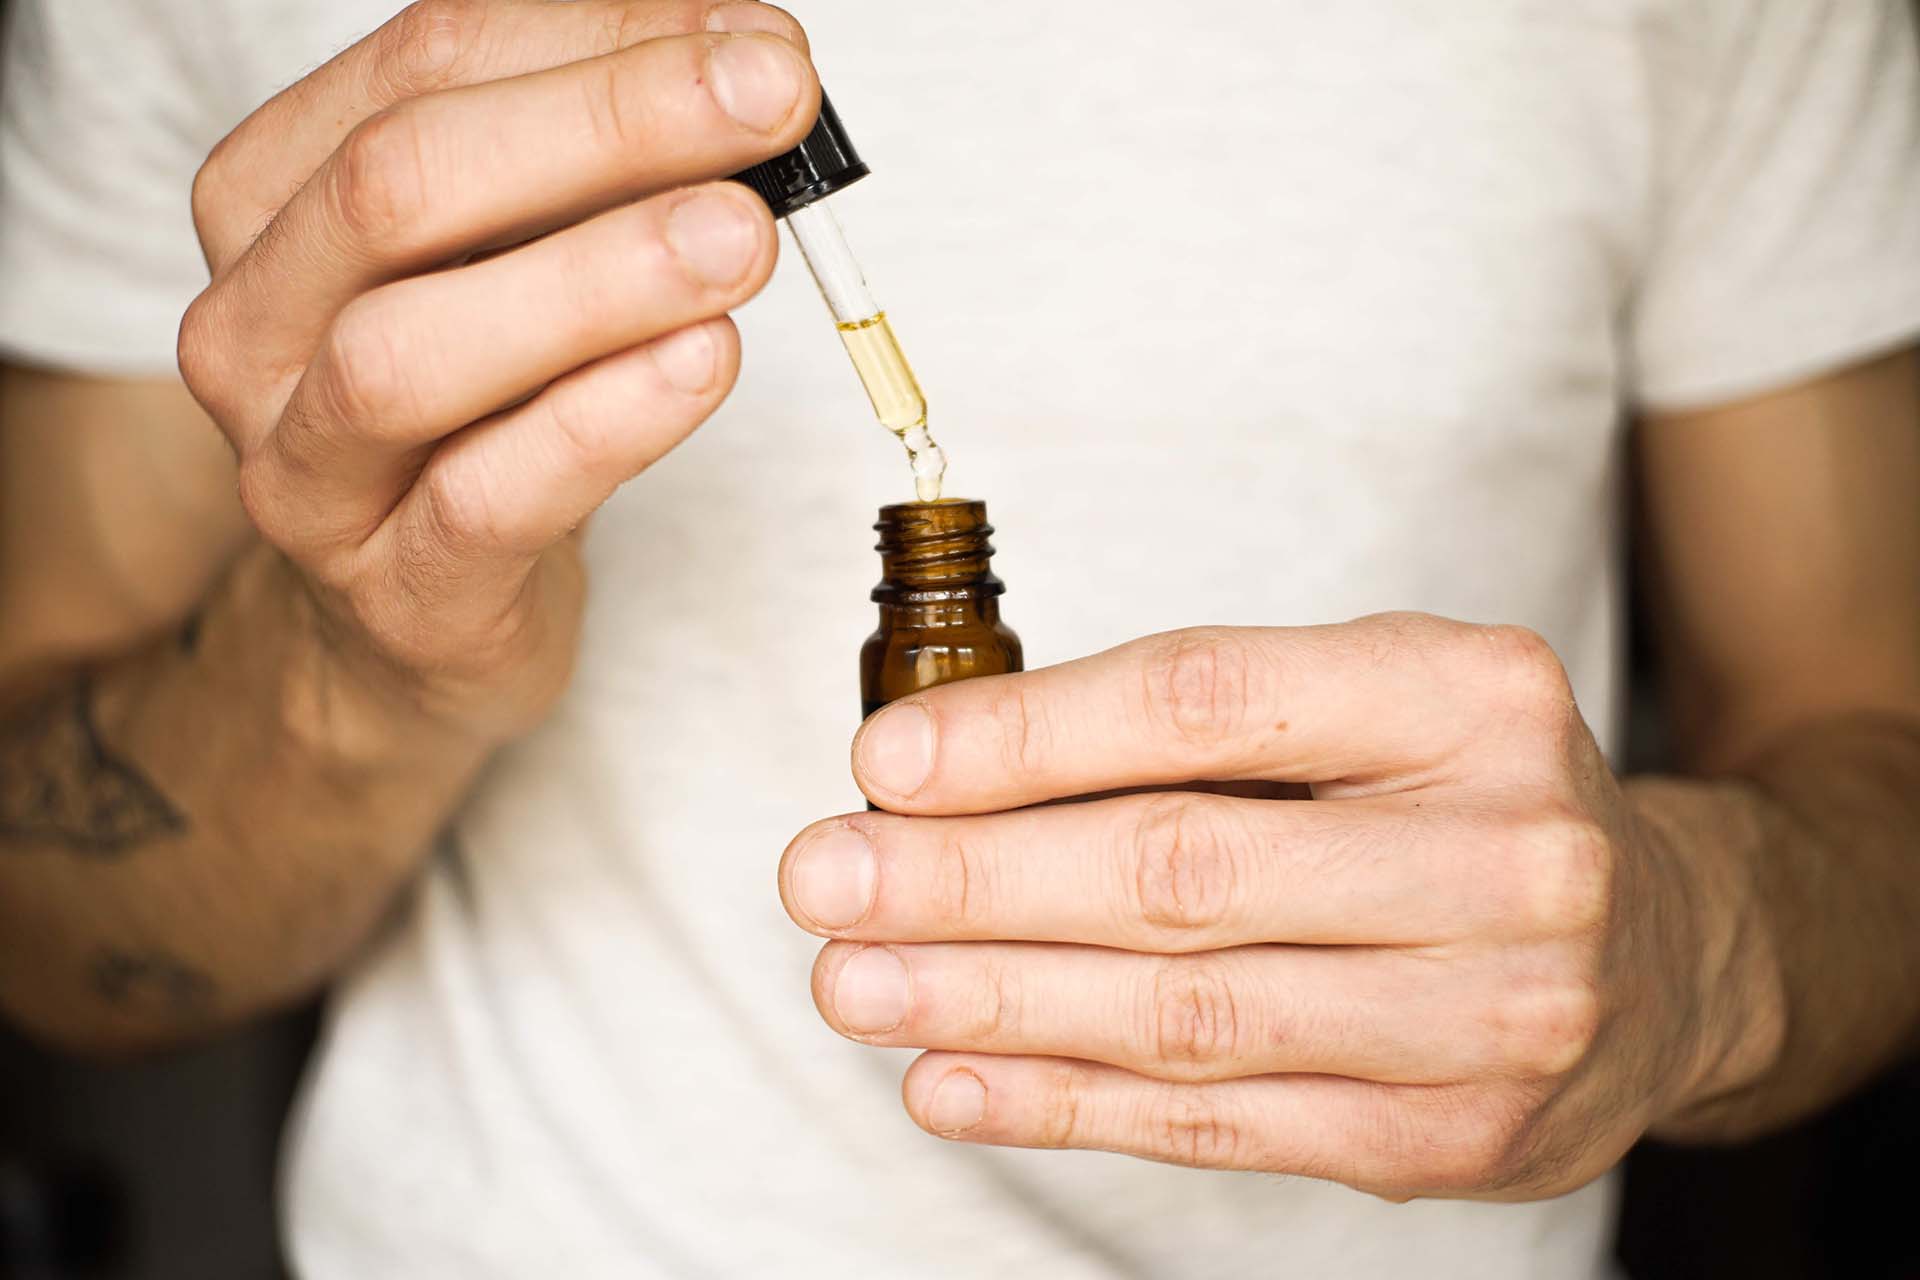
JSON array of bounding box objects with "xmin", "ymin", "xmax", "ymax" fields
[{"xmin": 872, "ymin": 499, "xmax": 1005, "ymax": 602}]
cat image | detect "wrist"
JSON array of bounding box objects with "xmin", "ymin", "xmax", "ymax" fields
[
  {"xmin": 1627, "ymin": 776, "xmax": 1788, "ymax": 1137},
  {"xmin": 248, "ymin": 546, "xmax": 500, "ymax": 780}
]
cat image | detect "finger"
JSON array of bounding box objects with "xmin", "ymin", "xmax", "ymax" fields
[
  {"xmin": 812, "ymin": 941, "xmax": 1567, "ymax": 1086},
  {"xmin": 897, "ymin": 1054, "xmax": 1506, "ymax": 1198},
  {"xmin": 341, "ymin": 313, "xmax": 741, "ymax": 619},
  {"xmin": 194, "ymin": 0, "xmax": 806, "ymax": 264},
  {"xmin": 851, "ymin": 618, "xmax": 1575, "ymax": 813},
  {"xmin": 190, "ymin": 27, "xmax": 815, "ymax": 411},
  {"xmin": 781, "ymin": 792, "xmax": 1577, "ymax": 950},
  {"xmin": 251, "ymin": 182, "xmax": 774, "ymax": 551}
]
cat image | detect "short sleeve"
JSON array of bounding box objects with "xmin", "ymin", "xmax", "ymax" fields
[
  {"xmin": 1626, "ymin": 1, "xmax": 1920, "ymax": 411},
  {"xmin": 0, "ymin": 0, "xmax": 234, "ymax": 375}
]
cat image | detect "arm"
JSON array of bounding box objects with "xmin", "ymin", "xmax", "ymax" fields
[
  {"xmin": 1631, "ymin": 345, "xmax": 1920, "ymax": 1139},
  {"xmin": 0, "ymin": 0, "xmax": 818, "ymax": 1055},
  {"xmin": 0, "ymin": 366, "xmax": 486, "ymax": 1053}
]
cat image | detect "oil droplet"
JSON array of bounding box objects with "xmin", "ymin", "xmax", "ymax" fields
[{"xmin": 903, "ymin": 424, "xmax": 947, "ymax": 504}]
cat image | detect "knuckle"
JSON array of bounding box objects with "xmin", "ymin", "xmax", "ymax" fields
[
  {"xmin": 1152, "ymin": 1086, "xmax": 1245, "ymax": 1168},
  {"xmin": 930, "ymin": 829, "xmax": 994, "ymax": 930},
  {"xmin": 176, "ymin": 292, "xmax": 230, "ymax": 408},
  {"xmin": 1479, "ymin": 624, "xmax": 1574, "ymax": 720},
  {"xmin": 1420, "ymin": 1136, "xmax": 1502, "ymax": 1195},
  {"xmin": 1130, "ymin": 795, "xmax": 1236, "ymax": 939},
  {"xmin": 1343, "ymin": 1088, "xmax": 1424, "ymax": 1199},
  {"xmin": 331, "ymin": 106, "xmax": 434, "ymax": 244},
  {"xmin": 597, "ymin": 0, "xmax": 728, "ymax": 58},
  {"xmin": 188, "ymin": 145, "xmax": 236, "ymax": 242},
  {"xmin": 540, "ymin": 381, "xmax": 620, "ymax": 474},
  {"xmin": 1037, "ymin": 1061, "xmax": 1087, "ymax": 1149},
  {"xmin": 960, "ymin": 956, "xmax": 1019, "ymax": 1042},
  {"xmin": 1352, "ymin": 611, "xmax": 1451, "ymax": 671},
  {"xmin": 1142, "ymin": 628, "xmax": 1255, "ymax": 747},
  {"xmin": 1148, "ymin": 957, "xmax": 1243, "ymax": 1071},
  {"xmin": 596, "ymin": 2, "xmax": 667, "ymax": 57},
  {"xmin": 321, "ymin": 297, "xmax": 414, "ymax": 429},
  {"xmin": 580, "ymin": 53, "xmax": 656, "ymax": 156},
  {"xmin": 1515, "ymin": 813, "xmax": 1614, "ymax": 935},
  {"xmin": 416, "ymin": 461, "xmax": 505, "ymax": 558},
  {"xmin": 1415, "ymin": 1092, "xmax": 1529, "ymax": 1194},
  {"xmin": 989, "ymin": 682, "xmax": 1053, "ymax": 777},
  {"xmin": 1492, "ymin": 982, "xmax": 1602, "ymax": 1078},
  {"xmin": 373, "ymin": 0, "xmax": 484, "ymax": 99}
]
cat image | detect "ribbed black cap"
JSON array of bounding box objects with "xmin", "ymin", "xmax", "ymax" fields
[{"xmin": 731, "ymin": 92, "xmax": 870, "ymax": 218}]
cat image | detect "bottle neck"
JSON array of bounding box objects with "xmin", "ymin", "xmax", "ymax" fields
[
  {"xmin": 871, "ymin": 499, "xmax": 1004, "ymax": 606},
  {"xmin": 876, "ymin": 596, "xmax": 1003, "ymax": 629}
]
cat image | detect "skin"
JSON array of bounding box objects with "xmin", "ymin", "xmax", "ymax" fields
[
  {"xmin": 0, "ymin": 0, "xmax": 1914, "ymax": 1209},
  {"xmin": 779, "ymin": 348, "xmax": 1920, "ymax": 1200},
  {"xmin": 0, "ymin": 0, "xmax": 818, "ymax": 1050}
]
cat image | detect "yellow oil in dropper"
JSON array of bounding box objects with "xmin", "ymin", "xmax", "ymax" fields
[
  {"xmin": 785, "ymin": 201, "xmax": 948, "ymax": 503},
  {"xmin": 835, "ymin": 313, "xmax": 944, "ymax": 502}
]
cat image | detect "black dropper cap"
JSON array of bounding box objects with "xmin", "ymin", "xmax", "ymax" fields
[{"xmin": 731, "ymin": 92, "xmax": 870, "ymax": 219}]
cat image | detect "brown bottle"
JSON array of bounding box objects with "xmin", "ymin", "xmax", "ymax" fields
[{"xmin": 861, "ymin": 500, "xmax": 1023, "ymax": 720}]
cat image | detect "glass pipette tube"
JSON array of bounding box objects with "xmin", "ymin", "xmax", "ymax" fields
[{"xmin": 785, "ymin": 201, "xmax": 947, "ymax": 503}]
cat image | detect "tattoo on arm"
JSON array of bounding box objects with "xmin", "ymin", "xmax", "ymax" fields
[
  {"xmin": 90, "ymin": 947, "xmax": 217, "ymax": 1014},
  {"xmin": 0, "ymin": 678, "xmax": 187, "ymax": 855}
]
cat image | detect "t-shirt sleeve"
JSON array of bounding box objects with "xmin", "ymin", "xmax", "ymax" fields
[
  {"xmin": 1626, "ymin": 0, "xmax": 1920, "ymax": 412},
  {"xmin": 0, "ymin": 0, "xmax": 231, "ymax": 375}
]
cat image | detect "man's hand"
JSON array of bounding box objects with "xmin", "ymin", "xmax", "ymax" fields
[
  {"xmin": 779, "ymin": 615, "xmax": 1782, "ymax": 1201},
  {"xmin": 178, "ymin": 0, "xmax": 818, "ymax": 742},
  {"xmin": 0, "ymin": 0, "xmax": 820, "ymax": 1052}
]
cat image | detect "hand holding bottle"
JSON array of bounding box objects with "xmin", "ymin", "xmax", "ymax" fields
[
  {"xmin": 176, "ymin": 1, "xmax": 817, "ymax": 743},
  {"xmin": 781, "ymin": 615, "xmax": 1781, "ymax": 1201}
]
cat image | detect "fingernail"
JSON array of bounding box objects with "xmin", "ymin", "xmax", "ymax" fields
[
  {"xmin": 648, "ymin": 323, "xmax": 717, "ymax": 394},
  {"xmin": 833, "ymin": 946, "xmax": 909, "ymax": 1034},
  {"xmin": 707, "ymin": 33, "xmax": 804, "ymax": 132},
  {"xmin": 790, "ymin": 827, "xmax": 877, "ymax": 931},
  {"xmin": 665, "ymin": 190, "xmax": 760, "ymax": 287},
  {"xmin": 705, "ymin": 2, "xmax": 798, "ymax": 41},
  {"xmin": 858, "ymin": 702, "xmax": 934, "ymax": 798},
  {"xmin": 927, "ymin": 1070, "xmax": 987, "ymax": 1135}
]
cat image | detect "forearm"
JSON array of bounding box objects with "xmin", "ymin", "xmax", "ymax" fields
[
  {"xmin": 0, "ymin": 542, "xmax": 491, "ymax": 1053},
  {"xmin": 1633, "ymin": 711, "xmax": 1920, "ymax": 1142}
]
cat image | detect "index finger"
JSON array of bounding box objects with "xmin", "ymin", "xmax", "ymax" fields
[
  {"xmin": 852, "ymin": 616, "xmax": 1562, "ymax": 813},
  {"xmin": 195, "ymin": 0, "xmax": 804, "ymax": 268}
]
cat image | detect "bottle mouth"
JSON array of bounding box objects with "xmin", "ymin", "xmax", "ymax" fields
[
  {"xmin": 876, "ymin": 497, "xmax": 975, "ymax": 521},
  {"xmin": 872, "ymin": 499, "xmax": 1005, "ymax": 601}
]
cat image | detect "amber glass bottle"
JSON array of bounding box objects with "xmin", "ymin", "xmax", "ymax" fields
[{"xmin": 861, "ymin": 500, "xmax": 1023, "ymax": 719}]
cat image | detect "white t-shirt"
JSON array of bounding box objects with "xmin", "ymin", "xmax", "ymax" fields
[{"xmin": 6, "ymin": 2, "xmax": 1919, "ymax": 1276}]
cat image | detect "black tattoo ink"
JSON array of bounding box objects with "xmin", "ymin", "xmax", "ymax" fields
[
  {"xmin": 0, "ymin": 679, "xmax": 186, "ymax": 855},
  {"xmin": 89, "ymin": 947, "xmax": 216, "ymax": 1014}
]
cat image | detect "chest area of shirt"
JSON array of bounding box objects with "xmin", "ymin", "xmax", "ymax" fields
[{"xmin": 782, "ymin": 0, "xmax": 1662, "ymax": 442}]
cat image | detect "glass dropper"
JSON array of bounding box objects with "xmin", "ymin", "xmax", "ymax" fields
[
  {"xmin": 731, "ymin": 95, "xmax": 948, "ymax": 502},
  {"xmin": 785, "ymin": 201, "xmax": 945, "ymax": 501}
]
